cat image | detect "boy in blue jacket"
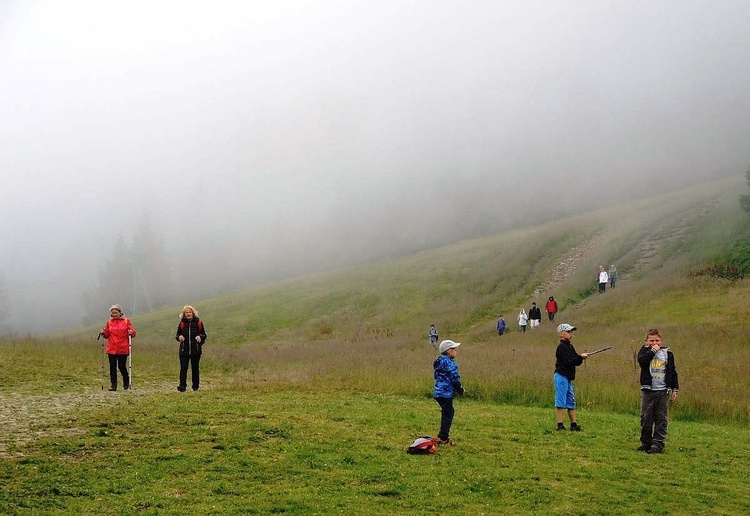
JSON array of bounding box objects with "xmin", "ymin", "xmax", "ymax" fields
[{"xmin": 433, "ymin": 340, "xmax": 466, "ymax": 445}]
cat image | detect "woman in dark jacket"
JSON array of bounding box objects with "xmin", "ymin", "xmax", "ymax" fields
[{"xmin": 175, "ymin": 305, "xmax": 207, "ymax": 392}]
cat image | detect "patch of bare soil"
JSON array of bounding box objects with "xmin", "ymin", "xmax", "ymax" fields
[
  {"xmin": 0, "ymin": 382, "xmax": 171, "ymax": 457},
  {"xmin": 532, "ymin": 238, "xmax": 598, "ymax": 298},
  {"xmin": 624, "ymin": 222, "xmax": 692, "ymax": 277}
]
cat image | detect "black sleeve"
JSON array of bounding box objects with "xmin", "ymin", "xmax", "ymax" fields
[
  {"xmin": 637, "ymin": 346, "xmax": 655, "ymax": 367},
  {"xmin": 668, "ymin": 351, "xmax": 679, "ymax": 390}
]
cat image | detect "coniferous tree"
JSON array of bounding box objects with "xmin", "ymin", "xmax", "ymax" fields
[
  {"xmin": 0, "ymin": 273, "xmax": 12, "ymax": 334},
  {"xmin": 740, "ymin": 167, "xmax": 750, "ymax": 213},
  {"xmin": 81, "ymin": 214, "xmax": 173, "ymax": 324},
  {"xmin": 130, "ymin": 213, "xmax": 172, "ymax": 312},
  {"xmin": 81, "ymin": 235, "xmax": 133, "ymax": 324}
]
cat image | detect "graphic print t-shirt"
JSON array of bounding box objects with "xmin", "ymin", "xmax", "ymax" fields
[{"xmin": 649, "ymin": 349, "xmax": 668, "ymax": 391}]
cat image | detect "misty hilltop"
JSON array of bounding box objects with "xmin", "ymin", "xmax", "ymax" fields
[
  {"xmin": 3, "ymin": 2, "xmax": 750, "ymax": 332},
  {"xmin": 47, "ymin": 175, "xmax": 747, "ymax": 347}
]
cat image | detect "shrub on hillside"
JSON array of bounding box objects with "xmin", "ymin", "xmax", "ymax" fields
[
  {"xmin": 704, "ymin": 217, "xmax": 750, "ymax": 279},
  {"xmin": 726, "ymin": 238, "xmax": 750, "ymax": 276},
  {"xmin": 689, "ymin": 264, "xmax": 744, "ymax": 281}
]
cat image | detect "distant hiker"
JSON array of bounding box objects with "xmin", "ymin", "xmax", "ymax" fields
[
  {"xmin": 176, "ymin": 305, "xmax": 207, "ymax": 392},
  {"xmin": 545, "ymin": 296, "xmax": 558, "ymax": 322},
  {"xmin": 637, "ymin": 328, "xmax": 679, "ymax": 454},
  {"xmin": 428, "ymin": 324, "xmax": 439, "ymax": 347},
  {"xmin": 433, "ymin": 340, "xmax": 465, "ymax": 446},
  {"xmin": 528, "ymin": 302, "xmax": 542, "ymax": 328},
  {"xmin": 554, "ymin": 323, "xmax": 589, "ymax": 431},
  {"xmin": 496, "ymin": 314, "xmax": 507, "ymax": 336},
  {"xmin": 100, "ymin": 304, "xmax": 135, "ymax": 391},
  {"xmin": 598, "ymin": 265, "xmax": 609, "ymax": 293},
  {"xmin": 518, "ymin": 308, "xmax": 528, "ymax": 332},
  {"xmin": 609, "ymin": 264, "xmax": 618, "ymax": 288}
]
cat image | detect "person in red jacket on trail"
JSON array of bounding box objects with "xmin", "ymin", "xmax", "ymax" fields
[
  {"xmin": 101, "ymin": 304, "xmax": 136, "ymax": 391},
  {"xmin": 545, "ymin": 296, "xmax": 559, "ymax": 322}
]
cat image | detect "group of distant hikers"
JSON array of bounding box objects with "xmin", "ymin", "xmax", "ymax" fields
[
  {"xmin": 100, "ymin": 304, "xmax": 207, "ymax": 393},
  {"xmin": 495, "ymin": 264, "xmax": 619, "ymax": 336},
  {"xmin": 426, "ymin": 265, "xmax": 679, "ymax": 454},
  {"xmin": 493, "ymin": 296, "xmax": 558, "ymax": 335},
  {"xmin": 598, "ymin": 264, "xmax": 618, "ymax": 293}
]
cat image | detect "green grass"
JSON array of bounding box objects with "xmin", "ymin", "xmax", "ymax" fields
[
  {"xmin": 2, "ymin": 176, "xmax": 750, "ymax": 513},
  {"xmin": 1, "ymin": 389, "xmax": 748, "ymax": 514}
]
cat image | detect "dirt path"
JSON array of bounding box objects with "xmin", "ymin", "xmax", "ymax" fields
[
  {"xmin": 0, "ymin": 382, "xmax": 172, "ymax": 457},
  {"xmin": 531, "ymin": 237, "xmax": 600, "ymax": 299},
  {"xmin": 531, "ymin": 201, "xmax": 712, "ymax": 299}
]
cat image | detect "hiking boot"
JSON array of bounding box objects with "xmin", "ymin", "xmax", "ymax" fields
[
  {"xmin": 556, "ymin": 424, "xmax": 566, "ymax": 431},
  {"xmin": 438, "ymin": 438, "xmax": 455, "ymax": 446},
  {"xmin": 636, "ymin": 444, "xmax": 651, "ymax": 452},
  {"xmin": 646, "ymin": 447, "xmax": 663, "ymax": 454},
  {"xmin": 123, "ymin": 383, "xmax": 130, "ymax": 390},
  {"xmin": 177, "ymin": 386, "xmax": 186, "ymax": 392},
  {"xmin": 570, "ymin": 423, "xmax": 583, "ymax": 432},
  {"xmin": 192, "ymin": 387, "xmax": 199, "ymax": 391},
  {"xmin": 108, "ymin": 385, "xmax": 117, "ymax": 392}
]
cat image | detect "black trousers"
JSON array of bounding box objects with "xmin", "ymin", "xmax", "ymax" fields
[
  {"xmin": 435, "ymin": 397, "xmax": 455, "ymax": 440},
  {"xmin": 179, "ymin": 354, "xmax": 201, "ymax": 390},
  {"xmin": 641, "ymin": 389, "xmax": 669, "ymax": 450},
  {"xmin": 108, "ymin": 354, "xmax": 129, "ymax": 387}
]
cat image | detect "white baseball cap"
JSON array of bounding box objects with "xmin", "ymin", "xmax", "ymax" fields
[
  {"xmin": 439, "ymin": 340, "xmax": 461, "ymax": 354},
  {"xmin": 557, "ymin": 323, "xmax": 577, "ymax": 333}
]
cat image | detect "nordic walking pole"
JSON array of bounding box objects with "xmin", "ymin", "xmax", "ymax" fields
[
  {"xmin": 98, "ymin": 332, "xmax": 104, "ymax": 390},
  {"xmin": 128, "ymin": 334, "xmax": 133, "ymax": 390}
]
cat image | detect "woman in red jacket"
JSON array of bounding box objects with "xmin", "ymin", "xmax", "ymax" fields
[
  {"xmin": 101, "ymin": 304, "xmax": 136, "ymax": 391},
  {"xmin": 545, "ymin": 296, "xmax": 559, "ymax": 322}
]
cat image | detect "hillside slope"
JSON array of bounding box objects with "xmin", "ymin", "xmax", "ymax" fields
[
  {"xmin": 37, "ymin": 175, "xmax": 748, "ymax": 425},
  {"xmin": 85, "ymin": 175, "xmax": 743, "ymax": 344}
]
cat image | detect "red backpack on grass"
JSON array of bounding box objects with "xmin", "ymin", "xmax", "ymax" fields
[{"xmin": 406, "ymin": 436, "xmax": 437, "ymax": 454}]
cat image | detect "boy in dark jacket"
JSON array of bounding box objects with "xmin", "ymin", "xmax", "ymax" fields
[
  {"xmin": 637, "ymin": 329, "xmax": 679, "ymax": 453},
  {"xmin": 433, "ymin": 340, "xmax": 465, "ymax": 445},
  {"xmin": 554, "ymin": 323, "xmax": 589, "ymax": 431}
]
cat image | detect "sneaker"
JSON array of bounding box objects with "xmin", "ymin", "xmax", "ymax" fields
[
  {"xmin": 438, "ymin": 438, "xmax": 455, "ymax": 446},
  {"xmin": 108, "ymin": 385, "xmax": 117, "ymax": 392},
  {"xmin": 192, "ymin": 387, "xmax": 199, "ymax": 391},
  {"xmin": 177, "ymin": 386, "xmax": 186, "ymax": 392},
  {"xmin": 556, "ymin": 425, "xmax": 566, "ymax": 431},
  {"xmin": 646, "ymin": 447, "xmax": 663, "ymax": 454},
  {"xmin": 570, "ymin": 423, "xmax": 583, "ymax": 432},
  {"xmin": 123, "ymin": 384, "xmax": 130, "ymax": 390},
  {"xmin": 636, "ymin": 444, "xmax": 651, "ymax": 452}
]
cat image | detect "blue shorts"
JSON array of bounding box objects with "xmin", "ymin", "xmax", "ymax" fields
[{"xmin": 554, "ymin": 372, "xmax": 576, "ymax": 409}]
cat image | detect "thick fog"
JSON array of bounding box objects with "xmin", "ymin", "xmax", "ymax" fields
[{"xmin": 2, "ymin": 1, "xmax": 750, "ymax": 333}]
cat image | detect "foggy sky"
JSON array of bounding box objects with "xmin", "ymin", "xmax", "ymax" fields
[{"xmin": 2, "ymin": 1, "xmax": 750, "ymax": 333}]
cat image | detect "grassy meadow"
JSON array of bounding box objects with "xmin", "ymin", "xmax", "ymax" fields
[{"xmin": 2, "ymin": 176, "xmax": 750, "ymax": 514}]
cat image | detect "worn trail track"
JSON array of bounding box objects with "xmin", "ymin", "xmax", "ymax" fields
[{"xmin": 0, "ymin": 382, "xmax": 173, "ymax": 457}]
